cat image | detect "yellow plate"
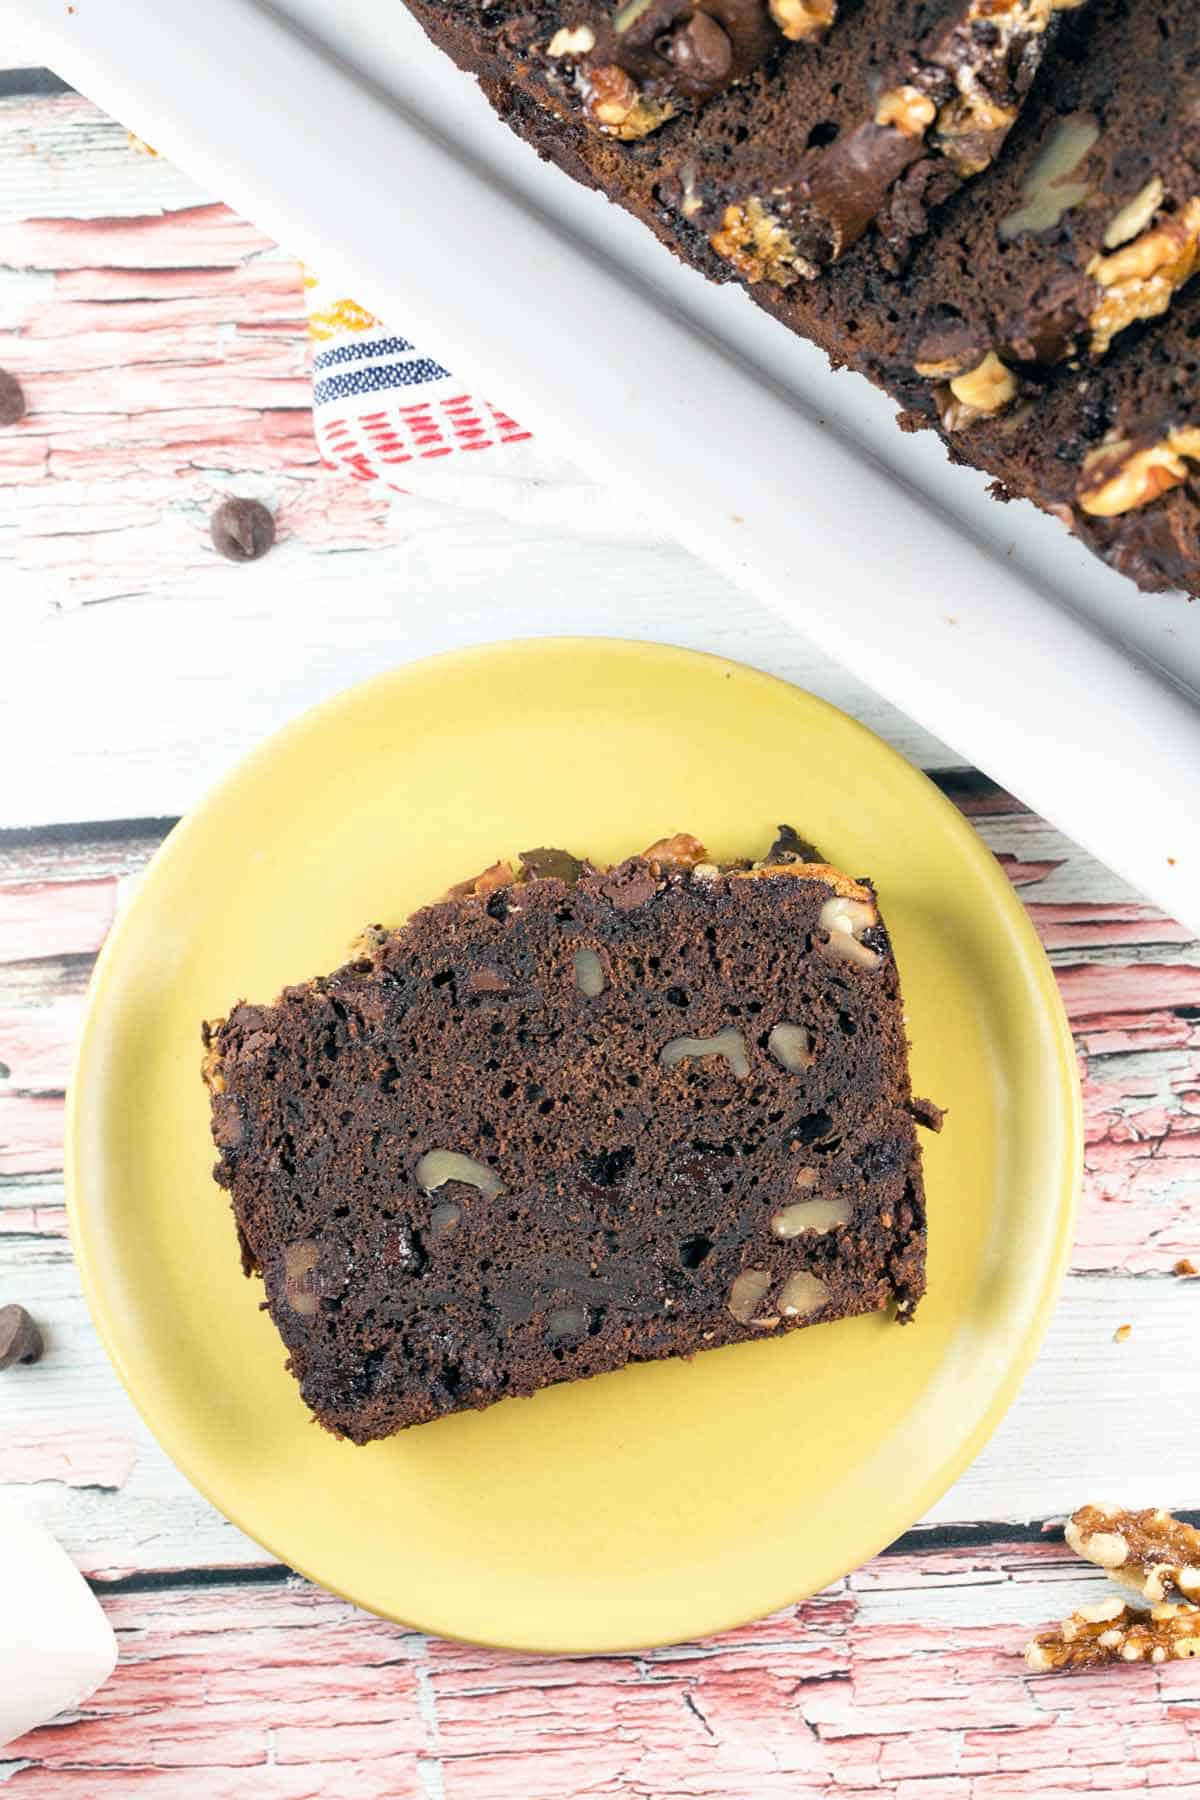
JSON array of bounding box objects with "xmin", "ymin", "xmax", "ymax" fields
[{"xmin": 68, "ymin": 638, "xmax": 1080, "ymax": 1652}]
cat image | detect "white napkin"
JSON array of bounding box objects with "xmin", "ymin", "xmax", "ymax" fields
[{"xmin": 0, "ymin": 1506, "xmax": 117, "ymax": 1750}]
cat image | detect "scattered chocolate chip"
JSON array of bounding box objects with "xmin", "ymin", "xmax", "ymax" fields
[
  {"xmin": 0, "ymin": 369, "xmax": 26, "ymax": 427},
  {"xmin": 210, "ymin": 497, "xmax": 276, "ymax": 563},
  {"xmin": 0, "ymin": 1303, "xmax": 44, "ymax": 1369}
]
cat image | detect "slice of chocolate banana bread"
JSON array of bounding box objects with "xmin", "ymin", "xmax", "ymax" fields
[{"xmin": 203, "ymin": 829, "xmax": 934, "ymax": 1443}]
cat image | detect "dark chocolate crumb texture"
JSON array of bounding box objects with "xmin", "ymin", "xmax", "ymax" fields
[{"xmin": 203, "ymin": 829, "xmax": 935, "ymax": 1443}]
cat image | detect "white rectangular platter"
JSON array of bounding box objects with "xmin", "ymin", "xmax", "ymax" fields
[{"xmin": 12, "ymin": 0, "xmax": 1200, "ymax": 927}]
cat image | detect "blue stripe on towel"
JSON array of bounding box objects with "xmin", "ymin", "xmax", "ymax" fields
[
  {"xmin": 313, "ymin": 335, "xmax": 416, "ymax": 371},
  {"xmin": 313, "ymin": 357, "xmax": 452, "ymax": 407}
]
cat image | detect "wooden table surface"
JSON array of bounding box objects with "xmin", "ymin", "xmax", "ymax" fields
[{"xmin": 2, "ymin": 73, "xmax": 1200, "ymax": 1800}]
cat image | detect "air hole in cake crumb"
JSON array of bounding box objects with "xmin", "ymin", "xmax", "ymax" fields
[
  {"xmin": 440, "ymin": 1360, "xmax": 463, "ymax": 1396},
  {"xmin": 583, "ymin": 1147, "xmax": 635, "ymax": 1187},
  {"xmin": 432, "ymin": 969, "xmax": 454, "ymax": 987},
  {"xmin": 790, "ymin": 1110, "xmax": 834, "ymax": 1146},
  {"xmin": 665, "ymin": 986, "xmax": 690, "ymax": 1008},
  {"xmin": 679, "ymin": 1235, "xmax": 713, "ymax": 1269},
  {"xmin": 538, "ymin": 1098, "xmax": 555, "ymax": 1115},
  {"xmin": 838, "ymin": 1011, "xmax": 857, "ymax": 1036},
  {"xmin": 499, "ymin": 1079, "xmax": 517, "ymax": 1099},
  {"xmin": 807, "ymin": 118, "xmax": 839, "ymax": 149}
]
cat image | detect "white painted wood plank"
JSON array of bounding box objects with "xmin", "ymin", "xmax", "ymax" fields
[{"xmin": 4, "ymin": 522, "xmax": 961, "ymax": 828}]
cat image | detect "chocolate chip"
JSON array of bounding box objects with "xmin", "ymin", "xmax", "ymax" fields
[
  {"xmin": 0, "ymin": 1304, "xmax": 44, "ymax": 1369},
  {"xmin": 519, "ymin": 847, "xmax": 583, "ymax": 885},
  {"xmin": 665, "ymin": 11, "xmax": 732, "ymax": 87},
  {"xmin": 765, "ymin": 823, "xmax": 820, "ymax": 865},
  {"xmin": 0, "ymin": 369, "xmax": 26, "ymax": 427},
  {"xmin": 210, "ymin": 497, "xmax": 276, "ymax": 562}
]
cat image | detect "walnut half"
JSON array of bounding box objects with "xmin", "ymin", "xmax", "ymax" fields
[
  {"xmin": 1086, "ymin": 196, "xmax": 1200, "ymax": 356},
  {"xmin": 1078, "ymin": 428, "xmax": 1200, "ymax": 518},
  {"xmin": 1066, "ymin": 1503, "xmax": 1200, "ymax": 1606},
  {"xmin": 1026, "ymin": 1597, "xmax": 1200, "ymax": 1672}
]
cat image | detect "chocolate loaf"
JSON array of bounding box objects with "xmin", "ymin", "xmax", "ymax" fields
[
  {"xmin": 402, "ymin": 0, "xmax": 1200, "ymax": 595},
  {"xmin": 203, "ymin": 831, "xmax": 933, "ymax": 1443},
  {"xmin": 417, "ymin": 0, "xmax": 1081, "ymax": 273}
]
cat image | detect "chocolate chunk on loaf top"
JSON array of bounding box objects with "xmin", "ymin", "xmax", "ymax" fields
[{"xmin": 203, "ymin": 830, "xmax": 933, "ymax": 1443}]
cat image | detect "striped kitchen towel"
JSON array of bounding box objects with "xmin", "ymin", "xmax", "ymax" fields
[{"xmin": 305, "ymin": 269, "xmax": 657, "ymax": 540}]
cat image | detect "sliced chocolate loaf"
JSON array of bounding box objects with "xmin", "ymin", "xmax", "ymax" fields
[
  {"xmin": 412, "ymin": 0, "xmax": 1080, "ymax": 273},
  {"xmin": 401, "ymin": 0, "xmax": 1200, "ymax": 593},
  {"xmin": 203, "ymin": 830, "xmax": 933, "ymax": 1443}
]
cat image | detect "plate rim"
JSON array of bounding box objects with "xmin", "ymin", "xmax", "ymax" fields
[{"xmin": 66, "ymin": 636, "xmax": 1083, "ymax": 1651}]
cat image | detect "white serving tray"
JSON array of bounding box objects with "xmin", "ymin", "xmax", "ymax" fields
[{"xmin": 13, "ymin": 0, "xmax": 1200, "ymax": 927}]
